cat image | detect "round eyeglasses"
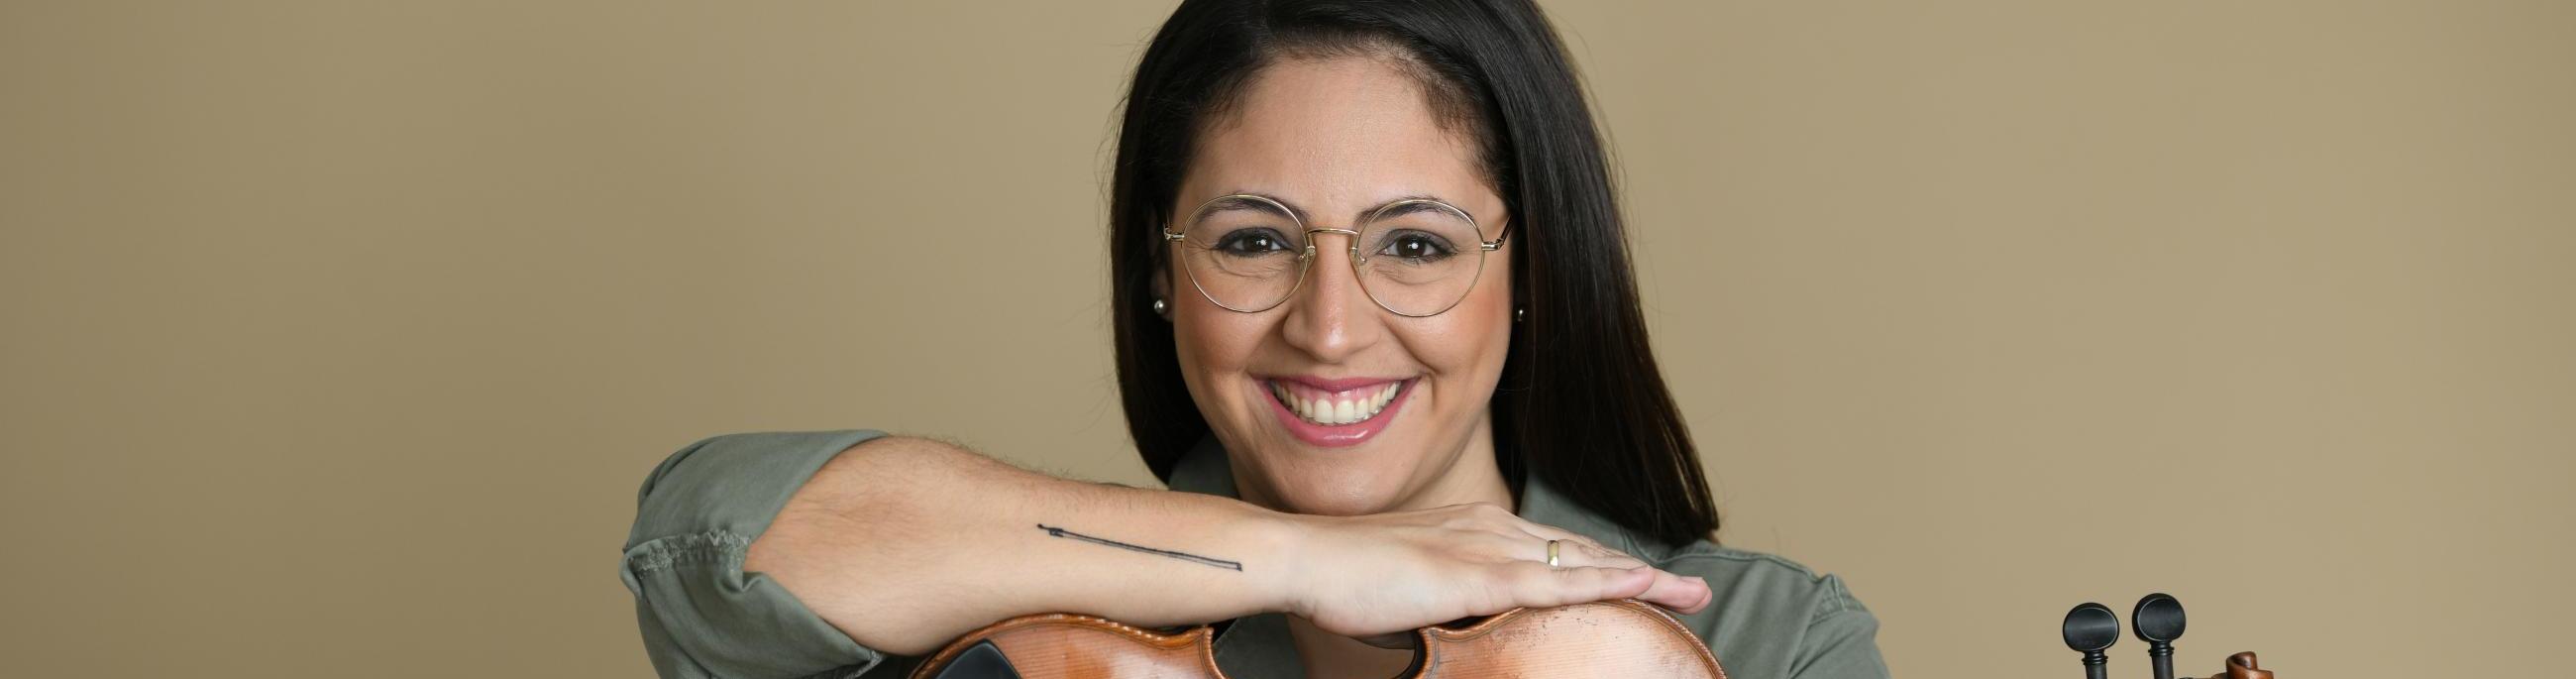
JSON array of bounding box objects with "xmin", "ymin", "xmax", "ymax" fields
[{"xmin": 1162, "ymin": 193, "xmax": 1510, "ymax": 317}]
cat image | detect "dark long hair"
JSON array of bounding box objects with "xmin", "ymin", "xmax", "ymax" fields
[{"xmin": 1108, "ymin": 0, "xmax": 1720, "ymax": 547}]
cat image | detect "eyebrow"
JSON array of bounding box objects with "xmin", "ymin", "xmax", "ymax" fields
[{"xmin": 1212, "ymin": 191, "xmax": 1466, "ymax": 227}]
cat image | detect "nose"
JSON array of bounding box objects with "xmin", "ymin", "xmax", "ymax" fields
[{"xmin": 1278, "ymin": 228, "xmax": 1384, "ymax": 363}]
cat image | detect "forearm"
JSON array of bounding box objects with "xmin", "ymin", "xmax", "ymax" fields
[{"xmin": 744, "ymin": 435, "xmax": 1301, "ymax": 655}]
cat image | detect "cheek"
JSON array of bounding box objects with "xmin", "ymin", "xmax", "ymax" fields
[
  {"xmin": 1409, "ymin": 265, "xmax": 1515, "ymax": 387},
  {"xmin": 1172, "ymin": 302, "xmax": 1266, "ymax": 391},
  {"xmin": 1453, "ymin": 260, "xmax": 1516, "ymax": 364},
  {"xmin": 1166, "ymin": 257, "xmax": 1234, "ymax": 374}
]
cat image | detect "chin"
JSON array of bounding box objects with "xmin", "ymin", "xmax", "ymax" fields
[
  {"xmin": 1264, "ymin": 465, "xmax": 1408, "ymax": 516},
  {"xmin": 1238, "ymin": 439, "xmax": 1427, "ymax": 516}
]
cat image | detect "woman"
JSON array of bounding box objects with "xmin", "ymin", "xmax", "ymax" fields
[{"xmin": 620, "ymin": 1, "xmax": 1888, "ymax": 677}]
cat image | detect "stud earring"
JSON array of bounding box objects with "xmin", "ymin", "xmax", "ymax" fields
[
  {"xmin": 1514, "ymin": 307, "xmax": 1526, "ymax": 322},
  {"xmin": 1151, "ymin": 297, "xmax": 1169, "ymax": 317}
]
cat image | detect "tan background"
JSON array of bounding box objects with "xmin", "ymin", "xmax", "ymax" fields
[{"xmin": 4, "ymin": 1, "xmax": 2569, "ymax": 677}]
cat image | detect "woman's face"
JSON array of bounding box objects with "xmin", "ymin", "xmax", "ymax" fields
[{"xmin": 1163, "ymin": 56, "xmax": 1514, "ymax": 516}]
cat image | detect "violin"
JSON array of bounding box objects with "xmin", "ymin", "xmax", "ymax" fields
[
  {"xmin": 2063, "ymin": 594, "xmax": 2282, "ymax": 679},
  {"xmin": 908, "ymin": 598, "xmax": 1727, "ymax": 679},
  {"xmin": 914, "ymin": 592, "xmax": 2286, "ymax": 679}
]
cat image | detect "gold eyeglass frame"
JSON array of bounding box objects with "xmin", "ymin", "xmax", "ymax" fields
[{"xmin": 1162, "ymin": 193, "xmax": 1511, "ymax": 318}]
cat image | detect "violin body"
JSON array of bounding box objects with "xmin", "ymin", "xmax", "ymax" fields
[{"xmin": 910, "ymin": 599, "xmax": 1727, "ymax": 679}]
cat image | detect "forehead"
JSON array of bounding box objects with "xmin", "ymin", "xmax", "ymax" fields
[{"xmin": 1179, "ymin": 56, "xmax": 1500, "ymax": 223}]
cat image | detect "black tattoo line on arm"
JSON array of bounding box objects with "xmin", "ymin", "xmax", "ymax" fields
[{"xmin": 1036, "ymin": 523, "xmax": 1243, "ymax": 571}]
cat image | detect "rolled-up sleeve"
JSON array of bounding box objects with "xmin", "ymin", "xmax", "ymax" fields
[
  {"xmin": 1791, "ymin": 576, "xmax": 1890, "ymax": 679},
  {"xmin": 621, "ymin": 429, "xmax": 893, "ymax": 679}
]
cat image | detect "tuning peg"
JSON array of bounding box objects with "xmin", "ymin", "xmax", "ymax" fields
[
  {"xmin": 2063, "ymin": 603, "xmax": 2120, "ymax": 679},
  {"xmin": 2132, "ymin": 593, "xmax": 2187, "ymax": 679}
]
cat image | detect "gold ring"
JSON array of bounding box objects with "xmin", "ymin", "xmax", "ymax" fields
[{"xmin": 1546, "ymin": 539, "xmax": 1561, "ymax": 568}]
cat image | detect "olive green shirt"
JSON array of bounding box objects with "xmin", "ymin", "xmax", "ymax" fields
[{"xmin": 622, "ymin": 430, "xmax": 1890, "ymax": 679}]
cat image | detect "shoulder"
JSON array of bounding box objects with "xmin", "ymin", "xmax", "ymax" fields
[
  {"xmin": 1654, "ymin": 542, "xmax": 1868, "ymax": 617},
  {"xmin": 1649, "ymin": 542, "xmax": 1890, "ymax": 679}
]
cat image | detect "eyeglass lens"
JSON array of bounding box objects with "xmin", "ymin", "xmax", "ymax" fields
[{"xmin": 1175, "ymin": 196, "xmax": 1488, "ymax": 316}]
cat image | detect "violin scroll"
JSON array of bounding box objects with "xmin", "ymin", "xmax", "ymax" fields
[{"xmin": 2208, "ymin": 651, "xmax": 2271, "ymax": 679}]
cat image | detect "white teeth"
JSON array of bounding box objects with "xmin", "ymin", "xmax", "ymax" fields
[{"xmin": 1270, "ymin": 381, "xmax": 1404, "ymax": 426}]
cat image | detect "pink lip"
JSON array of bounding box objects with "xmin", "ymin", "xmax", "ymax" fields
[{"xmin": 1258, "ymin": 377, "xmax": 1416, "ymax": 448}]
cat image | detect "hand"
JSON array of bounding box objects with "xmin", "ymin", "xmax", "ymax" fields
[{"xmin": 1274, "ymin": 503, "xmax": 1713, "ymax": 642}]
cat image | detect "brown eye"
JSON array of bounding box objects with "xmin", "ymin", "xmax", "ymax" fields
[
  {"xmin": 1377, "ymin": 232, "xmax": 1455, "ymax": 262},
  {"xmin": 1217, "ymin": 229, "xmax": 1294, "ymax": 256}
]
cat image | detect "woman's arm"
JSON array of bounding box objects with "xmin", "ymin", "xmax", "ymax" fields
[
  {"xmin": 743, "ymin": 435, "xmax": 1712, "ymax": 655},
  {"xmin": 745, "ymin": 435, "xmax": 1293, "ymax": 654}
]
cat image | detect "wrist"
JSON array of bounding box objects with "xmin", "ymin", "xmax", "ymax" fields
[{"xmin": 1239, "ymin": 503, "xmax": 1320, "ymax": 617}]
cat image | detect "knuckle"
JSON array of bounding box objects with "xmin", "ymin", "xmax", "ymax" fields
[
  {"xmin": 1483, "ymin": 534, "xmax": 1514, "ymax": 562},
  {"xmin": 1507, "ymin": 560, "xmax": 1559, "ymax": 588},
  {"xmin": 1470, "ymin": 569, "xmax": 1522, "ymax": 610}
]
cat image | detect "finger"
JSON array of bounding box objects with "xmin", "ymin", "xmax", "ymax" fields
[
  {"xmin": 1513, "ymin": 524, "xmax": 1637, "ymax": 565},
  {"xmin": 1504, "ymin": 563, "xmax": 1655, "ymax": 610},
  {"xmin": 1519, "ymin": 524, "xmax": 1616, "ymax": 554},
  {"xmin": 1635, "ymin": 570, "xmax": 1712, "ymax": 613},
  {"xmin": 1509, "ymin": 533, "xmax": 1647, "ymax": 572},
  {"xmin": 1499, "ymin": 526, "xmax": 1700, "ymax": 610},
  {"xmin": 1535, "ymin": 528, "xmax": 1617, "ymax": 557}
]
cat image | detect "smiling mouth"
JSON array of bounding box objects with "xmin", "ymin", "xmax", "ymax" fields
[{"xmin": 1266, "ymin": 379, "xmax": 1406, "ymax": 426}]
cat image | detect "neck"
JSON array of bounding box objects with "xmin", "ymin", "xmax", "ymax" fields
[
  {"xmin": 1285, "ymin": 617, "xmax": 1416, "ymax": 679},
  {"xmin": 1390, "ymin": 408, "xmax": 1513, "ymax": 512},
  {"xmin": 1280, "ymin": 412, "xmax": 1511, "ymax": 678}
]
